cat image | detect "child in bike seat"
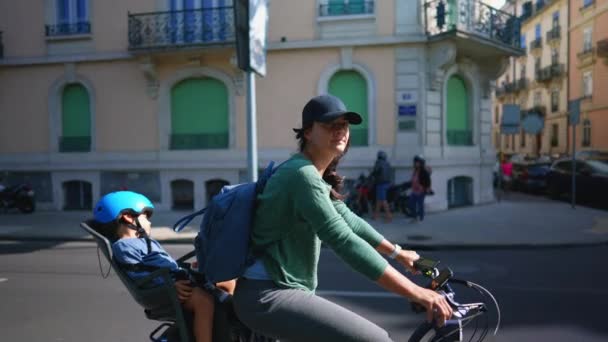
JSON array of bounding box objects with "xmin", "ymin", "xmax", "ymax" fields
[{"xmin": 90, "ymin": 191, "xmax": 235, "ymax": 342}]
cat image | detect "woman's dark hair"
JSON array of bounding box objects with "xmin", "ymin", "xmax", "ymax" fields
[{"xmin": 295, "ymin": 123, "xmax": 349, "ymax": 201}]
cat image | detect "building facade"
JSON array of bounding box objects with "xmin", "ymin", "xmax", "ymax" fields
[
  {"xmin": 0, "ymin": 0, "xmax": 521, "ymax": 212},
  {"xmin": 569, "ymin": 0, "xmax": 608, "ymax": 150},
  {"xmin": 493, "ymin": 0, "xmax": 570, "ymax": 157}
]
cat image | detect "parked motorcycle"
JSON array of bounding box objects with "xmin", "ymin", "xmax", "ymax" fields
[{"xmin": 0, "ymin": 184, "xmax": 36, "ymax": 213}]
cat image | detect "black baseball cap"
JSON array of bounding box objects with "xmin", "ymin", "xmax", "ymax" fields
[{"xmin": 293, "ymin": 95, "xmax": 362, "ymax": 133}]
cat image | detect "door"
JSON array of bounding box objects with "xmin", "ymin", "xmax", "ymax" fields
[{"xmin": 63, "ymin": 180, "xmax": 92, "ymax": 210}]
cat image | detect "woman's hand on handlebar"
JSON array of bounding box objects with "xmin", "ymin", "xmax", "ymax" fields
[
  {"xmin": 413, "ymin": 287, "xmax": 453, "ymax": 327},
  {"xmin": 396, "ymin": 249, "xmax": 421, "ymax": 274}
]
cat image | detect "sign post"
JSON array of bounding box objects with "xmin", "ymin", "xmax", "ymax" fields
[
  {"xmin": 568, "ymin": 99, "xmax": 581, "ymax": 209},
  {"xmin": 234, "ymin": 0, "xmax": 269, "ymax": 181}
]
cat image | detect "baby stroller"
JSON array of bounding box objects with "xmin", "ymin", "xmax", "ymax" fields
[{"xmin": 80, "ymin": 221, "xmax": 274, "ymax": 342}]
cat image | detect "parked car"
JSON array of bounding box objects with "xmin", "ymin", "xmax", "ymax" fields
[
  {"xmin": 546, "ymin": 159, "xmax": 608, "ymax": 205},
  {"xmin": 575, "ymin": 150, "xmax": 608, "ymax": 164},
  {"xmin": 512, "ymin": 162, "xmax": 552, "ymax": 193}
]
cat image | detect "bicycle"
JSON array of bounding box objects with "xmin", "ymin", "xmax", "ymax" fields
[{"xmin": 408, "ymin": 258, "xmax": 501, "ymax": 342}]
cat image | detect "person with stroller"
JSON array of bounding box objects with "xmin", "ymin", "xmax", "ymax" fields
[
  {"xmin": 372, "ymin": 150, "xmax": 393, "ymax": 222},
  {"xmin": 232, "ymin": 94, "xmax": 452, "ymax": 342},
  {"xmin": 408, "ymin": 155, "xmax": 432, "ymax": 223},
  {"xmin": 90, "ymin": 191, "xmax": 234, "ymax": 342}
]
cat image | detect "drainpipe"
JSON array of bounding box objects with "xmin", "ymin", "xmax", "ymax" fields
[{"xmin": 566, "ymin": 0, "xmax": 571, "ymax": 153}]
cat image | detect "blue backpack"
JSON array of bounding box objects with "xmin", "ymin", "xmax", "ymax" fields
[{"xmin": 172, "ymin": 161, "xmax": 279, "ymax": 283}]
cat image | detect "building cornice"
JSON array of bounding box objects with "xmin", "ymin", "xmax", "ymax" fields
[
  {"xmin": 0, "ymin": 51, "xmax": 134, "ymax": 67},
  {"xmin": 267, "ymin": 34, "xmax": 427, "ymax": 51}
]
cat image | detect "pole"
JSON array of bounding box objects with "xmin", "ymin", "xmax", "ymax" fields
[
  {"xmin": 571, "ymin": 122, "xmax": 576, "ymax": 209},
  {"xmin": 246, "ymin": 71, "xmax": 258, "ymax": 182}
]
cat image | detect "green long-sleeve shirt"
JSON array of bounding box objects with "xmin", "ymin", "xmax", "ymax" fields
[{"xmin": 251, "ymin": 153, "xmax": 388, "ymax": 291}]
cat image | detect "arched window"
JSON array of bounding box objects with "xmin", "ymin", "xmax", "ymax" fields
[
  {"xmin": 582, "ymin": 119, "xmax": 591, "ymax": 147},
  {"xmin": 328, "ymin": 70, "xmax": 368, "ymax": 146},
  {"xmin": 170, "ymin": 77, "xmax": 229, "ymax": 149},
  {"xmin": 446, "ymin": 75, "xmax": 472, "ymax": 146},
  {"xmin": 60, "ymin": 83, "xmax": 91, "ymax": 152}
]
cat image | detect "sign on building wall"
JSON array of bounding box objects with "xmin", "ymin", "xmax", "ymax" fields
[
  {"xmin": 234, "ymin": 0, "xmax": 269, "ymax": 76},
  {"xmin": 500, "ymin": 104, "xmax": 521, "ymax": 134},
  {"xmin": 396, "ymin": 90, "xmax": 418, "ymax": 132},
  {"xmin": 568, "ymin": 99, "xmax": 581, "ymax": 125}
]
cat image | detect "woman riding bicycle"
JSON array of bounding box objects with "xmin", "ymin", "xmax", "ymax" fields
[{"xmin": 232, "ymin": 94, "xmax": 452, "ymax": 341}]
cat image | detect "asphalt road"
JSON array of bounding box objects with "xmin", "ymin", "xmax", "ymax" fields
[{"xmin": 0, "ymin": 241, "xmax": 607, "ymax": 342}]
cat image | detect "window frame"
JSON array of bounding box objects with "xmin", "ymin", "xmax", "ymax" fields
[{"xmin": 583, "ymin": 71, "xmax": 593, "ymax": 97}]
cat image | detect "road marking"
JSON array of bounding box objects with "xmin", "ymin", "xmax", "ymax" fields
[
  {"xmin": 0, "ymin": 278, "xmax": 8, "ymax": 283},
  {"xmin": 587, "ymin": 216, "xmax": 608, "ymax": 234}
]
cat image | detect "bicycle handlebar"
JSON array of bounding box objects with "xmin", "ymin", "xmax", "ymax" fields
[{"xmin": 408, "ymin": 258, "xmax": 498, "ymax": 342}]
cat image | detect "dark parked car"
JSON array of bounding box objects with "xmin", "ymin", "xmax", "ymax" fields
[
  {"xmin": 512, "ymin": 162, "xmax": 552, "ymax": 193},
  {"xmin": 546, "ymin": 159, "xmax": 608, "ymax": 205}
]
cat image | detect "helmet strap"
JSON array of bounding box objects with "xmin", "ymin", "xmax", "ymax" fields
[{"xmin": 125, "ymin": 217, "xmax": 152, "ymax": 254}]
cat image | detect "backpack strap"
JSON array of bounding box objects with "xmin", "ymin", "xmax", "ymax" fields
[{"xmin": 173, "ymin": 207, "xmax": 207, "ymax": 232}]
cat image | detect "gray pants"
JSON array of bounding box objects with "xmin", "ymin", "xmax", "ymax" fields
[{"xmin": 233, "ymin": 278, "xmax": 393, "ymax": 342}]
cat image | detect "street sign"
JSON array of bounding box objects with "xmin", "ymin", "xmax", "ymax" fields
[
  {"xmin": 568, "ymin": 99, "xmax": 581, "ymax": 125},
  {"xmin": 234, "ymin": 0, "xmax": 269, "ymax": 76},
  {"xmin": 398, "ymin": 104, "xmax": 416, "ymax": 117},
  {"xmin": 396, "ymin": 91, "xmax": 418, "ymax": 103},
  {"xmin": 521, "ymin": 113, "xmax": 544, "ymax": 134},
  {"xmin": 500, "ymin": 104, "xmax": 520, "ymax": 134}
]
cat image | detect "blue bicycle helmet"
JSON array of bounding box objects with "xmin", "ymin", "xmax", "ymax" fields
[{"xmin": 93, "ymin": 191, "xmax": 154, "ymax": 224}]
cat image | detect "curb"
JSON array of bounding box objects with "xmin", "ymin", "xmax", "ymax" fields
[{"xmin": 2, "ymin": 236, "xmax": 607, "ymax": 250}]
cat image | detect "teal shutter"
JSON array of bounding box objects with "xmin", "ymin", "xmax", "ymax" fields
[
  {"xmin": 446, "ymin": 76, "xmax": 472, "ymax": 146},
  {"xmin": 328, "ymin": 71, "xmax": 368, "ymax": 146},
  {"xmin": 60, "ymin": 84, "xmax": 91, "ymax": 152},
  {"xmin": 170, "ymin": 78, "xmax": 229, "ymax": 149}
]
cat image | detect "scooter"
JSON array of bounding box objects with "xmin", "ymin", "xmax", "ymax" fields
[{"xmin": 0, "ymin": 184, "xmax": 36, "ymax": 213}]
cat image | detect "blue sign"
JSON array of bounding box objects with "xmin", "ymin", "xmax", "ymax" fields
[
  {"xmin": 522, "ymin": 114, "xmax": 544, "ymax": 134},
  {"xmin": 500, "ymin": 104, "xmax": 521, "ymax": 134},
  {"xmin": 398, "ymin": 104, "xmax": 416, "ymax": 117},
  {"xmin": 568, "ymin": 99, "xmax": 581, "ymax": 125}
]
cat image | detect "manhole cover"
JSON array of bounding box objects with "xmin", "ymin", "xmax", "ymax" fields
[{"xmin": 407, "ymin": 235, "xmax": 431, "ymax": 241}]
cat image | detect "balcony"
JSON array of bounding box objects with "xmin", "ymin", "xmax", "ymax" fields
[
  {"xmin": 535, "ymin": 67, "xmax": 552, "ymax": 82},
  {"xmin": 45, "ymin": 22, "xmax": 91, "ymax": 37},
  {"xmin": 424, "ymin": 0, "xmax": 523, "ymax": 60},
  {"xmin": 515, "ymin": 78, "xmax": 529, "ymax": 91},
  {"xmin": 128, "ymin": 7, "xmax": 235, "ymax": 51},
  {"xmin": 59, "ymin": 136, "xmax": 91, "ymax": 153},
  {"xmin": 546, "ymin": 26, "xmax": 561, "ymax": 43},
  {"xmin": 597, "ymin": 39, "xmax": 608, "ymax": 57},
  {"xmin": 530, "ymin": 38, "xmax": 542, "ymax": 51},
  {"xmin": 550, "ymin": 63, "xmax": 565, "ymax": 78},
  {"xmin": 528, "ymin": 105, "xmax": 546, "ymax": 116},
  {"xmin": 318, "ymin": 1, "xmax": 374, "ymax": 17},
  {"xmin": 502, "ymin": 81, "xmax": 516, "ymax": 94}
]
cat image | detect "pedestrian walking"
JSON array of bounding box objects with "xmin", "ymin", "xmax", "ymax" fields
[
  {"xmin": 372, "ymin": 150, "xmax": 393, "ymax": 223},
  {"xmin": 408, "ymin": 155, "xmax": 432, "ymax": 223}
]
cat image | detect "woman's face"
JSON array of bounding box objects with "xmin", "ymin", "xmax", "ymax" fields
[{"xmin": 305, "ymin": 116, "xmax": 350, "ymax": 157}]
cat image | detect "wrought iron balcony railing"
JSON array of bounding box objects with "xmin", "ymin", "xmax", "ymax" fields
[
  {"xmin": 535, "ymin": 67, "xmax": 552, "ymax": 82},
  {"xmin": 597, "ymin": 39, "xmax": 608, "ymax": 57},
  {"xmin": 45, "ymin": 22, "xmax": 91, "ymax": 37},
  {"xmin": 546, "ymin": 26, "xmax": 561, "ymax": 42},
  {"xmin": 59, "ymin": 136, "xmax": 91, "ymax": 152},
  {"xmin": 530, "ymin": 38, "xmax": 542, "ymax": 50},
  {"xmin": 447, "ymin": 129, "xmax": 473, "ymax": 146},
  {"xmin": 516, "ymin": 78, "xmax": 529, "ymax": 91},
  {"xmin": 577, "ymin": 46, "xmax": 595, "ymax": 59},
  {"xmin": 550, "ymin": 63, "xmax": 565, "ymax": 77},
  {"xmin": 128, "ymin": 7, "xmax": 235, "ymax": 51},
  {"xmin": 424, "ymin": 0, "xmax": 521, "ymax": 49},
  {"xmin": 504, "ymin": 82, "xmax": 516, "ymax": 93},
  {"xmin": 170, "ymin": 133, "xmax": 229, "ymax": 150},
  {"xmin": 318, "ymin": 1, "xmax": 374, "ymax": 17}
]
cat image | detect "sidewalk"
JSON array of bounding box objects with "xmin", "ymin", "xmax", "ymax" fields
[{"xmin": 1, "ymin": 193, "xmax": 607, "ymax": 249}]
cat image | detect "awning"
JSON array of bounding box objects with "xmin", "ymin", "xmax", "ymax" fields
[{"xmin": 500, "ymin": 104, "xmax": 520, "ymax": 134}]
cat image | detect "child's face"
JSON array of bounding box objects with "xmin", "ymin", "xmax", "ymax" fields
[{"xmin": 136, "ymin": 213, "xmax": 152, "ymax": 236}]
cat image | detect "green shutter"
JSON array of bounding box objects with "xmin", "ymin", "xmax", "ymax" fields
[
  {"xmin": 328, "ymin": 71, "xmax": 368, "ymax": 146},
  {"xmin": 170, "ymin": 78, "xmax": 229, "ymax": 149},
  {"xmin": 60, "ymin": 84, "xmax": 91, "ymax": 152},
  {"xmin": 446, "ymin": 76, "xmax": 472, "ymax": 146}
]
